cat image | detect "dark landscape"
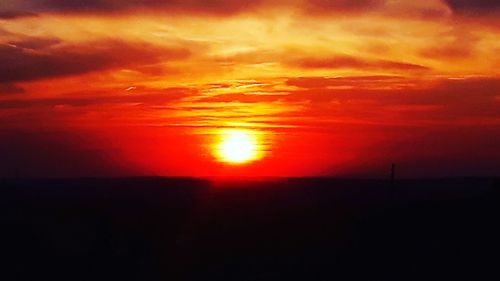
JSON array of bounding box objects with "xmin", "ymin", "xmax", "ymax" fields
[{"xmin": 1, "ymin": 177, "xmax": 498, "ymax": 280}]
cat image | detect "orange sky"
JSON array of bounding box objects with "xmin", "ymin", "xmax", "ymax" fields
[{"xmin": 1, "ymin": 0, "xmax": 499, "ymax": 177}]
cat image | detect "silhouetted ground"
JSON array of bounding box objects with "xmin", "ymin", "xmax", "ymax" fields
[{"xmin": 1, "ymin": 177, "xmax": 498, "ymax": 280}]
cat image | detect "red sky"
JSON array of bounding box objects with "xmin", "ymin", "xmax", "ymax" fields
[{"xmin": 1, "ymin": 0, "xmax": 499, "ymax": 178}]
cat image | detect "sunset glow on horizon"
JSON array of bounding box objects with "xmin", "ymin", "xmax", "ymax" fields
[{"xmin": 0, "ymin": 0, "xmax": 499, "ymax": 178}]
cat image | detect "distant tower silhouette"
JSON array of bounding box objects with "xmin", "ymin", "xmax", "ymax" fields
[{"xmin": 391, "ymin": 163, "xmax": 396, "ymax": 185}]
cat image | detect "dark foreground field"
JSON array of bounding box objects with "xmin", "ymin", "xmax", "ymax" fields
[{"xmin": 1, "ymin": 177, "xmax": 499, "ymax": 280}]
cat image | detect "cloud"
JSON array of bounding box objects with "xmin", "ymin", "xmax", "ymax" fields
[
  {"xmin": 289, "ymin": 56, "xmax": 430, "ymax": 72},
  {"xmin": 445, "ymin": 0, "xmax": 500, "ymax": 13},
  {"xmin": 0, "ymin": 83, "xmax": 25, "ymax": 94},
  {"xmin": 288, "ymin": 76, "xmax": 500, "ymax": 99},
  {"xmin": 0, "ymin": 38, "xmax": 190, "ymax": 83},
  {"xmin": 0, "ymin": 0, "xmax": 266, "ymax": 15},
  {"xmin": 0, "ymin": 87, "xmax": 196, "ymax": 109},
  {"xmin": 0, "ymin": 0, "xmax": 452, "ymax": 18},
  {"xmin": 0, "ymin": 10, "xmax": 37, "ymax": 19},
  {"xmin": 179, "ymin": 76, "xmax": 500, "ymax": 122},
  {"xmin": 8, "ymin": 37, "xmax": 61, "ymax": 49},
  {"xmin": 285, "ymin": 76, "xmax": 500, "ymax": 120},
  {"xmin": 197, "ymin": 93, "xmax": 287, "ymax": 103},
  {"xmin": 304, "ymin": 0, "xmax": 384, "ymax": 13},
  {"xmin": 287, "ymin": 76, "xmax": 407, "ymax": 89},
  {"xmin": 420, "ymin": 45, "xmax": 473, "ymax": 61},
  {"xmin": 302, "ymin": 0, "xmax": 451, "ymax": 18},
  {"xmin": 411, "ymin": 78, "xmax": 500, "ymax": 118}
]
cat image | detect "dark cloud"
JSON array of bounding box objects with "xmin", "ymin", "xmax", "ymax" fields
[
  {"xmin": 1, "ymin": 0, "xmax": 443, "ymax": 17},
  {"xmin": 0, "ymin": 0, "xmax": 455, "ymax": 19},
  {"xmin": 289, "ymin": 56, "xmax": 429, "ymax": 71},
  {"xmin": 0, "ymin": 10, "xmax": 37, "ymax": 19},
  {"xmin": 0, "ymin": 83, "xmax": 25, "ymax": 94},
  {"xmin": 0, "ymin": 38, "xmax": 190, "ymax": 83},
  {"xmin": 422, "ymin": 78, "xmax": 500, "ymax": 99},
  {"xmin": 288, "ymin": 76, "xmax": 500, "ymax": 98},
  {"xmin": 446, "ymin": 0, "xmax": 500, "ymax": 13},
  {"xmin": 285, "ymin": 77, "xmax": 500, "ymax": 119},
  {"xmin": 303, "ymin": 0, "xmax": 451, "ymax": 19},
  {"xmin": 305, "ymin": 0, "xmax": 384, "ymax": 13},
  {"xmin": 0, "ymin": 87, "xmax": 196, "ymax": 109},
  {"xmin": 1, "ymin": 0, "xmax": 264, "ymax": 15},
  {"xmin": 8, "ymin": 37, "xmax": 61, "ymax": 49}
]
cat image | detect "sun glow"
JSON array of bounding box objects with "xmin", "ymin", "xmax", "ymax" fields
[{"xmin": 214, "ymin": 129, "xmax": 263, "ymax": 164}]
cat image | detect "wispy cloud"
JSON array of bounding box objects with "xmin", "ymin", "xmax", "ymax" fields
[{"xmin": 289, "ymin": 56, "xmax": 429, "ymax": 72}]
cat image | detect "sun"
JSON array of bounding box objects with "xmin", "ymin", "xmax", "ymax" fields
[{"xmin": 214, "ymin": 129, "xmax": 261, "ymax": 164}]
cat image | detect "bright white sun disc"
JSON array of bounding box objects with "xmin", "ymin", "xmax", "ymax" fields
[{"xmin": 215, "ymin": 130, "xmax": 260, "ymax": 164}]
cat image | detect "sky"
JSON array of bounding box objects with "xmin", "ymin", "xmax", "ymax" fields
[{"xmin": 0, "ymin": 0, "xmax": 499, "ymax": 178}]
